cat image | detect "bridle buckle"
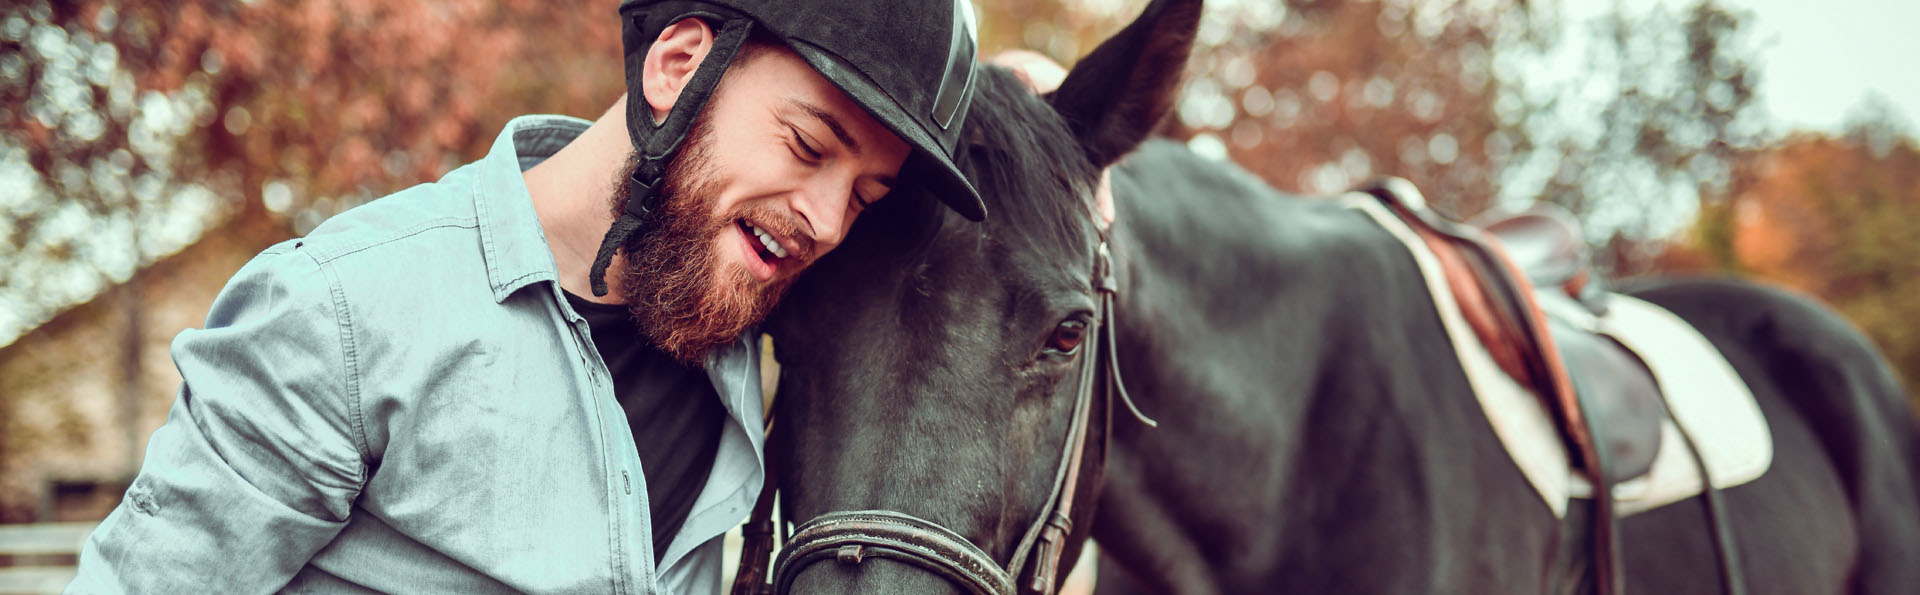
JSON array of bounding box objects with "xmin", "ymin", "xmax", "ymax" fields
[{"xmin": 836, "ymin": 545, "xmax": 866, "ymax": 565}]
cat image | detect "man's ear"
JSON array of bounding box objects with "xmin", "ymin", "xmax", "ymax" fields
[
  {"xmin": 641, "ymin": 17, "xmax": 717, "ymax": 124},
  {"xmin": 1047, "ymin": 0, "xmax": 1201, "ymax": 169}
]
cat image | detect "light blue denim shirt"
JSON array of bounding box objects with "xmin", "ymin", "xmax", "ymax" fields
[{"xmin": 68, "ymin": 116, "xmax": 768, "ymax": 594}]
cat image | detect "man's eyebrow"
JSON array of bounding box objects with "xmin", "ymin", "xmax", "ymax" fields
[{"xmin": 785, "ymin": 98, "xmax": 862, "ymax": 157}]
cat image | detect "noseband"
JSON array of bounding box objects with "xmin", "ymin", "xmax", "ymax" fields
[{"xmin": 733, "ymin": 234, "xmax": 1157, "ymax": 595}]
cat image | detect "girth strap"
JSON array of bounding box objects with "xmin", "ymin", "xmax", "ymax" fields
[{"xmin": 730, "ymin": 477, "xmax": 781, "ymax": 595}]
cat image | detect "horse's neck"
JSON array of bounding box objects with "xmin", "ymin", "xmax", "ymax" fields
[
  {"xmin": 1101, "ymin": 141, "xmax": 1365, "ymax": 452},
  {"xmin": 1089, "ymin": 142, "xmax": 1539, "ymax": 591}
]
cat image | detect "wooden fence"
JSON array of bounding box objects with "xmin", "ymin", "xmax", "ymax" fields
[{"xmin": 0, "ymin": 522, "xmax": 91, "ymax": 595}]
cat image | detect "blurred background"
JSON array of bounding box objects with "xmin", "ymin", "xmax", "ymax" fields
[{"xmin": 1, "ymin": 0, "xmax": 1915, "ymax": 588}]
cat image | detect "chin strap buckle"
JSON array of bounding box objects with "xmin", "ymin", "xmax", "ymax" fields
[
  {"xmin": 623, "ymin": 169, "xmax": 664, "ymax": 220},
  {"xmin": 587, "ymin": 167, "xmax": 666, "ymax": 297}
]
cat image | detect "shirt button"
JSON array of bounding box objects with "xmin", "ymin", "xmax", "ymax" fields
[{"xmin": 622, "ymin": 471, "xmax": 632, "ymax": 495}]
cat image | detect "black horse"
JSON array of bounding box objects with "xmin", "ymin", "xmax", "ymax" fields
[{"xmin": 758, "ymin": 1, "xmax": 1920, "ymax": 592}]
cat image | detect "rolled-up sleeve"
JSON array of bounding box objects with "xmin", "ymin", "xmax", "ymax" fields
[{"xmin": 69, "ymin": 242, "xmax": 370, "ymax": 594}]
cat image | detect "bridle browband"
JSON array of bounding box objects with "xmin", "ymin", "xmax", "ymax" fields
[{"xmin": 733, "ymin": 226, "xmax": 1157, "ymax": 595}]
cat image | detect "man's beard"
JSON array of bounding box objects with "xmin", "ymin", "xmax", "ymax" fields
[{"xmin": 609, "ymin": 119, "xmax": 806, "ymax": 364}]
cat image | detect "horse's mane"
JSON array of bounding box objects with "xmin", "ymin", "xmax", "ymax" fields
[{"xmin": 954, "ymin": 66, "xmax": 1102, "ymax": 256}]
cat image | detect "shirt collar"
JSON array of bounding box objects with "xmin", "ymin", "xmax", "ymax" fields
[{"xmin": 473, "ymin": 115, "xmax": 593, "ymax": 303}]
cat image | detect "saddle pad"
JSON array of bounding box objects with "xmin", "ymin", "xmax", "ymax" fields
[
  {"xmin": 1342, "ymin": 194, "xmax": 1772, "ymax": 518},
  {"xmin": 1561, "ymin": 296, "xmax": 1772, "ymax": 515}
]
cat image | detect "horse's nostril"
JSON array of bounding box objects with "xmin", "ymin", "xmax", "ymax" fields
[{"xmin": 836, "ymin": 544, "xmax": 867, "ymax": 565}]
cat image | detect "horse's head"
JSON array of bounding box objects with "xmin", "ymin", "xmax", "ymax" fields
[{"xmin": 762, "ymin": 2, "xmax": 1200, "ymax": 593}]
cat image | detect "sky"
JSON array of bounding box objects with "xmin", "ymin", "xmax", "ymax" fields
[{"xmin": 1573, "ymin": 0, "xmax": 1920, "ymax": 133}]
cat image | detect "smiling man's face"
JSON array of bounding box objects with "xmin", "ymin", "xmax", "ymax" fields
[{"xmin": 615, "ymin": 40, "xmax": 912, "ymax": 362}]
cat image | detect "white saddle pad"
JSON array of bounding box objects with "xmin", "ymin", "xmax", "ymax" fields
[{"xmin": 1343, "ymin": 195, "xmax": 1772, "ymax": 518}]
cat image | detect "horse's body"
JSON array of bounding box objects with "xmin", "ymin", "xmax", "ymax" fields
[
  {"xmin": 1081, "ymin": 139, "xmax": 1920, "ymax": 593},
  {"xmin": 759, "ymin": 2, "xmax": 1920, "ymax": 592}
]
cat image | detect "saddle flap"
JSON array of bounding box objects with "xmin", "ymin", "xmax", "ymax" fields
[
  {"xmin": 1548, "ymin": 312, "xmax": 1665, "ymax": 484},
  {"xmin": 1568, "ymin": 296, "xmax": 1773, "ymax": 516}
]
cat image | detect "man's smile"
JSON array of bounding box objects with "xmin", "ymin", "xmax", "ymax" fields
[{"xmin": 734, "ymin": 217, "xmax": 796, "ymax": 282}]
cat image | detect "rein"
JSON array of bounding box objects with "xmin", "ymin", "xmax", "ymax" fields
[{"xmin": 732, "ymin": 222, "xmax": 1155, "ymax": 595}]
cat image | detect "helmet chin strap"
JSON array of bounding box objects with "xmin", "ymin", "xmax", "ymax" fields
[{"xmin": 589, "ymin": 13, "xmax": 754, "ymax": 297}]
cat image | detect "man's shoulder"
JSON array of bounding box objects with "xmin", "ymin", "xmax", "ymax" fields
[
  {"xmin": 293, "ymin": 166, "xmax": 487, "ymax": 266},
  {"xmin": 221, "ymin": 161, "xmax": 524, "ymax": 322}
]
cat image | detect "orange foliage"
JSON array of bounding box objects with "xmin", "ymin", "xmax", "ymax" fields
[
  {"xmin": 1691, "ymin": 131, "xmax": 1920, "ymax": 391},
  {"xmin": 1722, "ymin": 134, "xmax": 1920, "ymax": 296},
  {"xmin": 976, "ymin": 0, "xmax": 1518, "ymax": 217},
  {"xmin": 1202, "ymin": 1, "xmax": 1508, "ymax": 216},
  {"xmin": 77, "ymin": 0, "xmax": 624, "ymax": 218}
]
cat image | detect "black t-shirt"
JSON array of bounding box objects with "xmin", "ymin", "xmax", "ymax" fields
[{"xmin": 563, "ymin": 291, "xmax": 727, "ymax": 563}]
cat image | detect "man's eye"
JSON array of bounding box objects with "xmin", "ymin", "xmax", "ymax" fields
[{"xmin": 791, "ymin": 131, "xmax": 822, "ymax": 161}]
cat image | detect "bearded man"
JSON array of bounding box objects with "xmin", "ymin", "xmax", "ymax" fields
[{"xmin": 68, "ymin": 1, "xmax": 985, "ymax": 593}]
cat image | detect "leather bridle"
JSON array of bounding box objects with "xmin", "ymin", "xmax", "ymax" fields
[{"xmin": 733, "ymin": 232, "xmax": 1157, "ymax": 595}]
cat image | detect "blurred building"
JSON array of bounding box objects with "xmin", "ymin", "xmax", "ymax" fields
[{"xmin": 0, "ymin": 210, "xmax": 284, "ymax": 523}]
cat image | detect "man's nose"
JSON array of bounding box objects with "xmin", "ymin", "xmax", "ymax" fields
[{"xmin": 790, "ymin": 174, "xmax": 853, "ymax": 248}]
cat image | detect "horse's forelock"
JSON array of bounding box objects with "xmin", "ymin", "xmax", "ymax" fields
[
  {"xmin": 951, "ymin": 66, "xmax": 1103, "ymax": 256},
  {"xmin": 807, "ymin": 67, "xmax": 1103, "ymax": 300}
]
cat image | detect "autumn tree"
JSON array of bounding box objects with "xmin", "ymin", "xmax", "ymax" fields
[
  {"xmin": 1, "ymin": 0, "xmax": 624, "ymax": 346},
  {"xmin": 980, "ymin": 0, "xmax": 1533, "ymax": 217},
  {"xmin": 5, "ymin": 0, "xmax": 1781, "ymax": 342},
  {"xmin": 981, "ymin": 0, "xmax": 1768, "ymax": 279},
  {"xmin": 1506, "ymin": 0, "xmax": 1766, "ymax": 275},
  {"xmin": 1678, "ymin": 103, "xmax": 1920, "ymax": 394}
]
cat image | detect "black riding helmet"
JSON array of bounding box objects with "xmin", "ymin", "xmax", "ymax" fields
[{"xmin": 589, "ymin": 0, "xmax": 988, "ymax": 296}]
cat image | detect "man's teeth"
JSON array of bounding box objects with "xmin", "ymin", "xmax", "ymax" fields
[{"xmin": 747, "ymin": 223, "xmax": 788, "ymax": 259}]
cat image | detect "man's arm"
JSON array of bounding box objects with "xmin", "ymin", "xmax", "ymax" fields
[{"xmin": 68, "ymin": 241, "xmax": 370, "ymax": 594}]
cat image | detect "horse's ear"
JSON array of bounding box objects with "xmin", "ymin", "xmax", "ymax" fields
[{"xmin": 1047, "ymin": 0, "xmax": 1201, "ymax": 169}]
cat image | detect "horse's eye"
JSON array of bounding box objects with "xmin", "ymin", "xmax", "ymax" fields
[{"xmin": 1045, "ymin": 319, "xmax": 1089, "ymax": 354}]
